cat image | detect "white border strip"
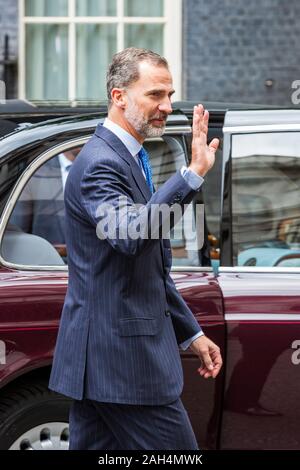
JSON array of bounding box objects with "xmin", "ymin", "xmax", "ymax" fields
[
  {"xmin": 164, "ymin": 0, "xmax": 182, "ymax": 100},
  {"xmin": 225, "ymin": 313, "xmax": 300, "ymax": 321},
  {"xmin": 68, "ymin": 0, "xmax": 76, "ymax": 102},
  {"xmin": 18, "ymin": 0, "xmax": 25, "ymax": 99}
]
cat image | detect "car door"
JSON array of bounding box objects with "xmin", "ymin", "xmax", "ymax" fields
[
  {"xmin": 0, "ymin": 134, "xmax": 96, "ymax": 449},
  {"xmin": 0, "ymin": 137, "xmax": 87, "ymax": 387},
  {"xmin": 219, "ymin": 109, "xmax": 300, "ymax": 449},
  {"xmin": 146, "ymin": 119, "xmax": 226, "ymax": 450}
]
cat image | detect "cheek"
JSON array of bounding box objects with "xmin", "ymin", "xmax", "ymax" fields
[
  {"xmin": 147, "ymin": 105, "xmax": 159, "ymax": 118},
  {"xmin": 135, "ymin": 99, "xmax": 157, "ymax": 119}
]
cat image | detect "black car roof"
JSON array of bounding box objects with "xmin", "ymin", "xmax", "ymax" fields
[
  {"xmin": 0, "ymin": 98, "xmax": 266, "ymax": 139},
  {"xmin": 0, "ymin": 109, "xmax": 191, "ymax": 160},
  {"xmin": 0, "ymin": 99, "xmax": 293, "ymax": 157},
  {"xmin": 0, "ymin": 114, "xmax": 102, "ymax": 159},
  {"xmin": 0, "ymin": 99, "xmax": 107, "ymax": 115}
]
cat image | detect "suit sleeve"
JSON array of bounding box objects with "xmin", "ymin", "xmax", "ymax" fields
[
  {"xmin": 166, "ymin": 273, "xmax": 203, "ymax": 344},
  {"xmin": 80, "ymin": 159, "xmax": 198, "ymax": 257}
]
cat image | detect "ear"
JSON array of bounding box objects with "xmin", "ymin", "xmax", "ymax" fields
[{"xmin": 110, "ymin": 88, "xmax": 127, "ymax": 109}]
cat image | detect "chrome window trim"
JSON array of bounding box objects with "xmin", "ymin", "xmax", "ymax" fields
[
  {"xmin": 225, "ymin": 313, "xmax": 300, "ymax": 321},
  {"xmin": 0, "ymin": 126, "xmax": 202, "ymax": 272},
  {"xmin": 219, "ymin": 266, "xmax": 300, "ymax": 274},
  {"xmin": 164, "ymin": 125, "xmax": 191, "ymax": 134},
  {"xmin": 223, "ymin": 124, "xmax": 300, "ymax": 133},
  {"xmin": 171, "ymin": 266, "xmax": 213, "ymax": 272}
]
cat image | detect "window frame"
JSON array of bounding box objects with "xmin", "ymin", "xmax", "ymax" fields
[
  {"xmin": 18, "ymin": 0, "xmax": 182, "ymax": 102},
  {"xmin": 220, "ymin": 122, "xmax": 300, "ymax": 273},
  {"xmin": 0, "ymin": 136, "xmax": 87, "ymax": 271},
  {"xmin": 0, "ymin": 123, "xmax": 212, "ymax": 272}
]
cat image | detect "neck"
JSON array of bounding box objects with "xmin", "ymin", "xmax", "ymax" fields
[{"xmin": 108, "ymin": 108, "xmax": 144, "ymax": 144}]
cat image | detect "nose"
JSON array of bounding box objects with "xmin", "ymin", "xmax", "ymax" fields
[{"xmin": 158, "ymin": 98, "xmax": 172, "ymax": 115}]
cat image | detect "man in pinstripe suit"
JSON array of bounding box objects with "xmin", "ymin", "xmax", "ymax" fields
[{"xmin": 49, "ymin": 48, "xmax": 222, "ymax": 450}]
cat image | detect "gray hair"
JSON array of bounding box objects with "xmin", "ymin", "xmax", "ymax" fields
[{"xmin": 106, "ymin": 47, "xmax": 169, "ymax": 108}]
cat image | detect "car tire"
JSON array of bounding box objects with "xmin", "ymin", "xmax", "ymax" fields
[{"xmin": 0, "ymin": 379, "xmax": 71, "ymax": 450}]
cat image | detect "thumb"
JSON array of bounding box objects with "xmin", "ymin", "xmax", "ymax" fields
[
  {"xmin": 208, "ymin": 138, "xmax": 219, "ymax": 152},
  {"xmin": 201, "ymin": 351, "xmax": 214, "ymax": 371}
]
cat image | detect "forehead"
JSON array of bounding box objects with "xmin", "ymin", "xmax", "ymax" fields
[{"xmin": 133, "ymin": 61, "xmax": 173, "ymax": 91}]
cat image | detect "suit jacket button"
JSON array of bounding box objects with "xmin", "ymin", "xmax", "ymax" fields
[{"xmin": 165, "ymin": 310, "xmax": 171, "ymax": 317}]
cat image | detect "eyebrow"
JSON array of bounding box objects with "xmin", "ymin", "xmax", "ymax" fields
[{"xmin": 145, "ymin": 89, "xmax": 176, "ymax": 96}]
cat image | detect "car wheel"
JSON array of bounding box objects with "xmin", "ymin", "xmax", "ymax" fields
[{"xmin": 0, "ymin": 379, "xmax": 71, "ymax": 450}]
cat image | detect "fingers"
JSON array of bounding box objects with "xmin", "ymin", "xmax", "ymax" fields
[
  {"xmin": 191, "ymin": 335, "xmax": 223, "ymax": 379},
  {"xmin": 192, "ymin": 104, "xmax": 209, "ymax": 141},
  {"xmin": 197, "ymin": 362, "xmax": 221, "ymax": 379},
  {"xmin": 201, "ymin": 350, "xmax": 214, "ymax": 371},
  {"xmin": 210, "ymin": 349, "xmax": 223, "ymax": 378},
  {"xmin": 209, "ymin": 138, "xmax": 220, "ymax": 153},
  {"xmin": 197, "ymin": 348, "xmax": 223, "ymax": 379},
  {"xmin": 198, "ymin": 365, "xmax": 213, "ymax": 379},
  {"xmin": 192, "ymin": 105, "xmax": 201, "ymax": 137}
]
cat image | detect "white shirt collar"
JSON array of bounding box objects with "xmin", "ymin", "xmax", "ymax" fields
[{"xmin": 103, "ymin": 118, "xmax": 142, "ymax": 157}]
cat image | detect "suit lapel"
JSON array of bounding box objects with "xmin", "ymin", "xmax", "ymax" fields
[{"xmin": 95, "ymin": 124, "xmax": 152, "ymax": 202}]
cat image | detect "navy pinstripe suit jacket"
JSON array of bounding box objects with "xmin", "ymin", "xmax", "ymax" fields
[{"xmin": 49, "ymin": 124, "xmax": 202, "ymax": 405}]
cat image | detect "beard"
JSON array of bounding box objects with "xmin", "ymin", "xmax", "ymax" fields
[{"xmin": 124, "ymin": 98, "xmax": 167, "ymax": 138}]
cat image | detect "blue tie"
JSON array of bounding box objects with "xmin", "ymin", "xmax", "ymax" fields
[{"xmin": 138, "ymin": 147, "xmax": 154, "ymax": 194}]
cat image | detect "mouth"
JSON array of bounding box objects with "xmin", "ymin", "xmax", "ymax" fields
[{"xmin": 150, "ymin": 118, "xmax": 166, "ymax": 126}]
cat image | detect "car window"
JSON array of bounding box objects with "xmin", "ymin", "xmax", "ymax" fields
[
  {"xmin": 2, "ymin": 135, "xmax": 209, "ymax": 268},
  {"xmin": 146, "ymin": 135, "xmax": 210, "ymax": 267},
  {"xmin": 184, "ymin": 130, "xmax": 223, "ymax": 269},
  {"xmin": 231, "ymin": 132, "xmax": 300, "ymax": 267},
  {"xmin": 2, "ymin": 146, "xmax": 82, "ymax": 266},
  {"xmin": 201, "ymin": 134, "xmax": 223, "ymax": 268}
]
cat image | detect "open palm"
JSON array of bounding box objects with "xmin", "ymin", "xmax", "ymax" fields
[{"xmin": 190, "ymin": 104, "xmax": 219, "ymax": 177}]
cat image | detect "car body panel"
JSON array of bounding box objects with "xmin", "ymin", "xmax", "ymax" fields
[
  {"xmin": 0, "ymin": 268, "xmax": 67, "ymax": 386},
  {"xmin": 172, "ymin": 270, "xmax": 225, "ymax": 448},
  {"xmin": 218, "ymin": 108, "xmax": 300, "ymax": 449},
  {"xmin": 219, "ymin": 271, "xmax": 300, "ymax": 449}
]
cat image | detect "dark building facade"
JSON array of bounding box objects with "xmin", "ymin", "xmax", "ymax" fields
[{"xmin": 183, "ymin": 0, "xmax": 300, "ymax": 105}]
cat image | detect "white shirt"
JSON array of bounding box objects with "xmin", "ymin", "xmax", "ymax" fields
[{"xmin": 58, "ymin": 153, "xmax": 73, "ymax": 189}]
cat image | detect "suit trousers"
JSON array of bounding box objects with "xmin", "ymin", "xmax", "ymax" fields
[{"xmin": 69, "ymin": 398, "xmax": 199, "ymax": 450}]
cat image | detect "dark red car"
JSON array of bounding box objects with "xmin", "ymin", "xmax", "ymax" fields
[{"xmin": 0, "ymin": 102, "xmax": 300, "ymax": 450}]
